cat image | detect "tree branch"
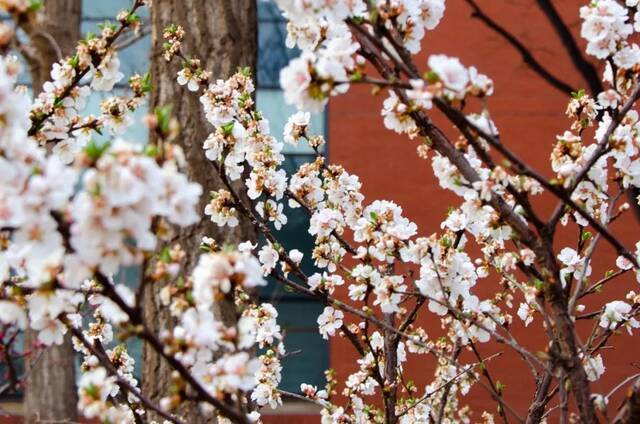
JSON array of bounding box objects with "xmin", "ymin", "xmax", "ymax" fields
[
  {"xmin": 93, "ymin": 273, "xmax": 251, "ymax": 424},
  {"xmin": 613, "ymin": 376, "xmax": 640, "ymax": 424},
  {"xmin": 464, "ymin": 0, "xmax": 575, "ymax": 94},
  {"xmin": 535, "ymin": 0, "xmax": 603, "ymax": 95}
]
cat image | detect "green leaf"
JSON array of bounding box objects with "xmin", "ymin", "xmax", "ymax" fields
[
  {"xmin": 159, "ymin": 247, "xmax": 171, "ymax": 263},
  {"xmin": 237, "ymin": 66, "xmax": 252, "ymax": 78},
  {"xmin": 155, "ymin": 104, "xmax": 173, "ymax": 134},
  {"xmin": 238, "ymin": 91, "xmax": 251, "ymax": 108},
  {"xmin": 126, "ymin": 12, "xmax": 140, "ymax": 25},
  {"xmin": 68, "ymin": 55, "xmax": 79, "ymax": 68},
  {"xmin": 571, "ymin": 88, "xmax": 586, "ymax": 99},
  {"xmin": 221, "ymin": 121, "xmax": 235, "ymax": 137},
  {"xmin": 27, "ymin": 0, "xmax": 43, "ymax": 13},
  {"xmin": 84, "ymin": 140, "xmax": 110, "ymax": 161},
  {"xmin": 175, "ymin": 276, "xmax": 185, "ymax": 289},
  {"xmin": 369, "ymin": 7, "xmax": 379, "ymax": 25},
  {"xmin": 140, "ymin": 72, "xmax": 152, "ymax": 93},
  {"xmin": 533, "ymin": 278, "xmax": 545, "ymax": 290},
  {"xmin": 425, "ymin": 70, "xmax": 439, "ymax": 84},
  {"xmin": 84, "ymin": 383, "xmax": 100, "ymax": 399},
  {"xmin": 349, "ymin": 71, "xmax": 363, "ymax": 82},
  {"xmin": 99, "ymin": 20, "xmax": 118, "ymax": 32},
  {"xmin": 144, "ymin": 145, "xmax": 158, "ymax": 158}
]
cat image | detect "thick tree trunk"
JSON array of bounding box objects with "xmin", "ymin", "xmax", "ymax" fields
[
  {"xmin": 613, "ymin": 377, "xmax": 640, "ymax": 424},
  {"xmin": 142, "ymin": 1, "xmax": 257, "ymax": 421},
  {"xmin": 25, "ymin": 0, "xmax": 82, "ymax": 90},
  {"xmin": 539, "ymin": 240, "xmax": 597, "ymax": 424},
  {"xmin": 22, "ymin": 1, "xmax": 81, "ymax": 423}
]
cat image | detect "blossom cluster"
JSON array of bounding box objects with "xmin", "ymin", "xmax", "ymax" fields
[
  {"xmin": 550, "ymin": 2, "xmax": 640, "ymax": 233},
  {"xmin": 159, "ymin": 249, "xmax": 285, "ymax": 417},
  {"xmin": 30, "ymin": 6, "xmax": 147, "ymax": 163},
  {"xmin": 0, "ymin": 9, "xmax": 204, "ymax": 416},
  {"xmin": 67, "ymin": 139, "xmax": 202, "ymax": 284},
  {"xmin": 277, "ymin": 0, "xmax": 446, "ymax": 111}
]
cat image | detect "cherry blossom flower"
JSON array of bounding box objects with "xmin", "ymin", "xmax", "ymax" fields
[
  {"xmin": 317, "ymin": 306, "xmax": 343, "ymax": 339},
  {"xmin": 283, "ymin": 111, "xmax": 311, "ymax": 145},
  {"xmin": 258, "ymin": 243, "xmax": 279, "ymax": 276},
  {"xmin": 599, "ymin": 300, "xmax": 639, "ymax": 332},
  {"xmin": 584, "ymin": 354, "xmax": 606, "ymax": 382},
  {"xmin": 428, "ymin": 54, "xmax": 469, "ymax": 97}
]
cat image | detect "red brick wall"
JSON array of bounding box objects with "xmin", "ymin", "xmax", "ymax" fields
[{"xmin": 328, "ymin": 0, "xmax": 639, "ymax": 419}]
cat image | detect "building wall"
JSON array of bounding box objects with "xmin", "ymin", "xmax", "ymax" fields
[{"xmin": 326, "ymin": 0, "xmax": 639, "ymax": 419}]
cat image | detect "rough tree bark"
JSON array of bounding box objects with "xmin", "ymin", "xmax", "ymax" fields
[
  {"xmin": 22, "ymin": 0, "xmax": 82, "ymax": 90},
  {"xmin": 20, "ymin": 1, "xmax": 82, "ymax": 422},
  {"xmin": 142, "ymin": 1, "xmax": 257, "ymax": 421},
  {"xmin": 614, "ymin": 377, "xmax": 640, "ymax": 424}
]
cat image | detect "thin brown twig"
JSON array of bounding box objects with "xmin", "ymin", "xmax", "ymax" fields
[{"xmin": 464, "ymin": 0, "xmax": 575, "ymax": 94}]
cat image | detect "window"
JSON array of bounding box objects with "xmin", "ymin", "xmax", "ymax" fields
[{"xmin": 256, "ymin": 0, "xmax": 330, "ymax": 393}]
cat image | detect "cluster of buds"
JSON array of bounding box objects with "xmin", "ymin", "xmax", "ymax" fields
[{"xmin": 162, "ymin": 24, "xmax": 185, "ymax": 61}]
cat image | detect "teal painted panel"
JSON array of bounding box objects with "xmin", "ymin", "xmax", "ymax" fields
[
  {"xmin": 274, "ymin": 302, "xmax": 328, "ymax": 392},
  {"xmin": 82, "ymin": 0, "xmax": 149, "ymax": 20},
  {"xmin": 257, "ymin": 89, "xmax": 325, "ymax": 154},
  {"xmin": 82, "ymin": 88, "xmax": 150, "ymax": 143}
]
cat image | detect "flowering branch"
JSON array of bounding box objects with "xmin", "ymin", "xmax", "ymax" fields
[{"xmin": 65, "ymin": 321, "xmax": 185, "ymax": 424}]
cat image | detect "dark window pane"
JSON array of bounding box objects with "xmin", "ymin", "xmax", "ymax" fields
[
  {"xmin": 276, "ymin": 302, "xmax": 328, "ymax": 392},
  {"xmin": 259, "ymin": 153, "xmax": 320, "ymax": 302},
  {"xmin": 257, "ymin": 0, "xmax": 300, "ymax": 88}
]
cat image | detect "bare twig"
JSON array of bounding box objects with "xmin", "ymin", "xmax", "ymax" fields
[
  {"xmin": 464, "ymin": 0, "xmax": 575, "ymax": 94},
  {"xmin": 535, "ymin": 0, "xmax": 603, "ymax": 95}
]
